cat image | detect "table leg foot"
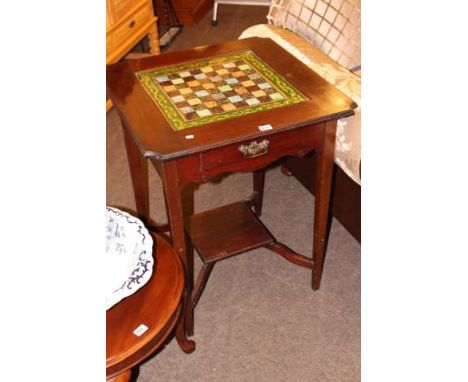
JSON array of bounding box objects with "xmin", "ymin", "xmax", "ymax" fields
[
  {"xmin": 175, "ymin": 319, "xmax": 196, "ymax": 353},
  {"xmin": 312, "ymin": 262, "xmax": 324, "ymax": 290},
  {"xmin": 185, "ymin": 293, "xmax": 194, "ymax": 338}
]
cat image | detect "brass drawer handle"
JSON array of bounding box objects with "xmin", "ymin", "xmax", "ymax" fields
[
  {"xmin": 129, "ymin": 20, "xmax": 136, "ymax": 28},
  {"xmin": 239, "ymin": 140, "xmax": 270, "ymax": 158}
]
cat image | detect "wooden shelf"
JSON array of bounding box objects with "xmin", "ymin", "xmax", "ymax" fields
[{"xmin": 185, "ymin": 202, "xmax": 274, "ymax": 264}]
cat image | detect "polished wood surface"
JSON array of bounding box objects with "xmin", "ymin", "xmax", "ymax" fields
[
  {"xmin": 107, "ymin": 370, "xmax": 131, "ymax": 382},
  {"xmin": 107, "ymin": 38, "xmax": 356, "ymax": 160},
  {"xmin": 312, "ymin": 120, "xmax": 337, "ymax": 290},
  {"xmin": 106, "ymin": 233, "xmax": 184, "ymax": 379},
  {"xmin": 153, "ymin": 0, "xmax": 213, "ymax": 24},
  {"xmin": 172, "ymin": 122, "xmax": 323, "ymax": 190},
  {"xmin": 107, "ymin": 38, "xmax": 356, "ymax": 343},
  {"xmin": 186, "ymin": 201, "xmax": 274, "ymax": 263},
  {"xmin": 158, "ymin": 159, "xmax": 198, "ymax": 340}
]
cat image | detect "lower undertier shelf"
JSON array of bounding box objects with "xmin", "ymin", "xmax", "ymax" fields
[
  {"xmin": 185, "ymin": 201, "xmax": 314, "ymax": 310},
  {"xmin": 185, "ymin": 202, "xmax": 274, "ymax": 264}
]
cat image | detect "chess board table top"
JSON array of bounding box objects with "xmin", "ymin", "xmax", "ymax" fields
[{"xmin": 107, "ymin": 38, "xmax": 356, "ymax": 161}]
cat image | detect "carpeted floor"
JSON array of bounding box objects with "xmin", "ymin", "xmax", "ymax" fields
[{"xmin": 107, "ymin": 6, "xmax": 360, "ymax": 381}]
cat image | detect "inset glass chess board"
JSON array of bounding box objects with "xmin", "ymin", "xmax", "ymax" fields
[{"xmin": 136, "ymin": 51, "xmax": 307, "ymax": 131}]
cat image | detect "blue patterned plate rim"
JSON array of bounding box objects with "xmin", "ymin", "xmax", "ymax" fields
[{"xmin": 106, "ymin": 206, "xmax": 155, "ymax": 310}]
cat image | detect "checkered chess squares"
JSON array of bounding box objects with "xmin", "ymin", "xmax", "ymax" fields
[{"xmin": 153, "ymin": 60, "xmax": 287, "ymax": 121}]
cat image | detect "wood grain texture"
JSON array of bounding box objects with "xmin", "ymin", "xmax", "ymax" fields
[
  {"xmin": 185, "ymin": 202, "xmax": 274, "ymax": 264},
  {"xmin": 107, "ymin": 38, "xmax": 356, "ymax": 161},
  {"xmin": 106, "ymin": 0, "xmax": 159, "ymax": 65}
]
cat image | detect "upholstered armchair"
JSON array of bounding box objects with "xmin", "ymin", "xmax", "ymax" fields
[{"xmin": 239, "ymin": 0, "xmax": 361, "ymax": 240}]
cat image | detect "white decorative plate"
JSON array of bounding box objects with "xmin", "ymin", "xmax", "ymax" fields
[{"xmin": 106, "ymin": 207, "xmax": 154, "ymax": 310}]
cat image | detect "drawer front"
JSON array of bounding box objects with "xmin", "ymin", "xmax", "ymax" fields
[
  {"xmin": 106, "ymin": 3, "xmax": 153, "ymax": 56},
  {"xmin": 200, "ymin": 125, "xmax": 323, "ymax": 175},
  {"xmin": 174, "ymin": 124, "xmax": 325, "ymax": 189},
  {"xmin": 111, "ymin": 0, "xmax": 147, "ymax": 22}
]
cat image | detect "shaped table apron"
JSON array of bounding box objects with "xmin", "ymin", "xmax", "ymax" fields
[{"xmin": 170, "ymin": 121, "xmax": 325, "ymax": 190}]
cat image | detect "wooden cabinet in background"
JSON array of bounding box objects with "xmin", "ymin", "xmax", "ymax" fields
[
  {"xmin": 153, "ymin": 0, "xmax": 213, "ymax": 25},
  {"xmin": 106, "ymin": 0, "xmax": 160, "ymax": 64},
  {"xmin": 106, "ymin": 0, "xmax": 160, "ymax": 110}
]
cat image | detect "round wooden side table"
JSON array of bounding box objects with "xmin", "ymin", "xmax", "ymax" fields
[{"xmin": 106, "ymin": 233, "xmax": 191, "ymax": 381}]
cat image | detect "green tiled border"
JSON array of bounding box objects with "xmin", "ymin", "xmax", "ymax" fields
[{"xmin": 136, "ymin": 50, "xmax": 307, "ymax": 131}]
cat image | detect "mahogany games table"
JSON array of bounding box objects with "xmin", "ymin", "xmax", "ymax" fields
[{"xmin": 107, "ymin": 37, "xmax": 356, "ymax": 344}]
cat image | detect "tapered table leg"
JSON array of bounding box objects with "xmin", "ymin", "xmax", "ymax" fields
[
  {"xmin": 159, "ymin": 160, "xmax": 196, "ymax": 344},
  {"xmin": 122, "ymin": 122, "xmax": 149, "ymax": 225},
  {"xmin": 175, "ymin": 298, "xmax": 195, "ymax": 354},
  {"xmin": 181, "ymin": 184, "xmax": 195, "ymax": 336},
  {"xmin": 312, "ymin": 121, "xmax": 337, "ymax": 290}
]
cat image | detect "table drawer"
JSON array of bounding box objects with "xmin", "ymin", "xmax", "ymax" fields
[
  {"xmin": 111, "ymin": 0, "xmax": 147, "ymax": 22},
  {"xmin": 200, "ymin": 126, "xmax": 322, "ymax": 174},
  {"xmin": 107, "ymin": 3, "xmax": 153, "ymax": 55}
]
